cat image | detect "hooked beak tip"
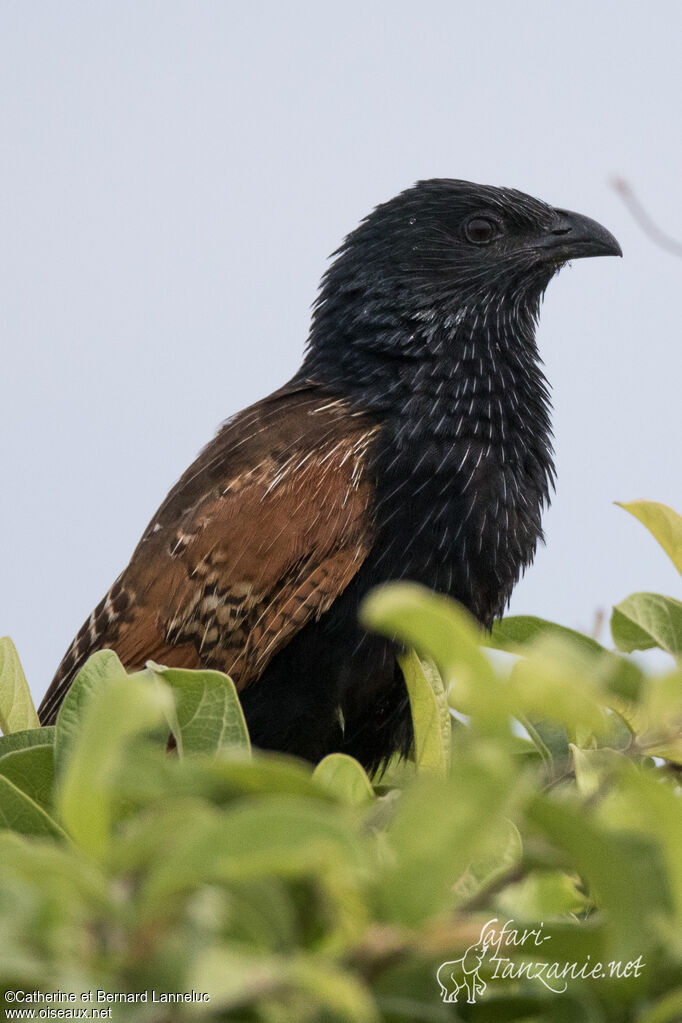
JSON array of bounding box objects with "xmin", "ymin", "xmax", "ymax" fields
[{"xmin": 540, "ymin": 208, "xmax": 622, "ymax": 261}]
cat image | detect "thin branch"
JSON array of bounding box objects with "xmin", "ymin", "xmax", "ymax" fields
[
  {"xmin": 590, "ymin": 608, "xmax": 605, "ymax": 642},
  {"xmin": 456, "ymin": 861, "xmax": 528, "ymax": 914},
  {"xmin": 610, "ymin": 176, "xmax": 682, "ymax": 258}
]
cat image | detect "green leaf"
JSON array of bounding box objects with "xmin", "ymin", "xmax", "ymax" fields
[
  {"xmin": 491, "ymin": 617, "xmax": 646, "ymax": 710},
  {"xmin": 56, "ymin": 674, "xmax": 173, "ymax": 857},
  {"xmin": 629, "ymin": 671, "xmax": 682, "ymax": 762},
  {"xmin": 570, "ymin": 745, "xmax": 632, "ymax": 799},
  {"xmin": 131, "ymin": 796, "xmax": 370, "ymax": 950},
  {"xmin": 488, "ymin": 615, "xmax": 604, "ymax": 655},
  {"xmin": 0, "ymin": 745, "xmax": 55, "ymax": 809},
  {"xmin": 611, "ymin": 593, "xmax": 682, "ymax": 656},
  {"xmin": 641, "ymin": 737, "xmax": 682, "ymax": 764},
  {"xmin": 313, "ymin": 754, "xmax": 375, "ymax": 804},
  {"xmin": 112, "ymin": 745, "xmax": 330, "ymax": 812},
  {"xmin": 139, "ymin": 796, "xmax": 367, "ymax": 896},
  {"xmin": 617, "ymin": 500, "xmax": 682, "ymax": 575},
  {"xmin": 285, "ymin": 956, "xmax": 379, "ymax": 1023},
  {"xmin": 361, "ymin": 582, "xmax": 508, "ymax": 737},
  {"xmin": 381, "ymin": 749, "xmax": 522, "ymax": 926},
  {"xmin": 0, "ymin": 775, "xmax": 65, "ymax": 838},
  {"xmin": 220, "ymin": 878, "xmax": 298, "ymax": 950},
  {"xmin": 599, "ymin": 767, "xmax": 682, "ymax": 924},
  {"xmin": 361, "ymin": 583, "xmax": 491, "ymax": 681},
  {"xmin": 529, "ymin": 794, "xmax": 672, "ymax": 958},
  {"xmin": 521, "ymin": 718, "xmax": 569, "ymax": 766},
  {"xmin": 496, "ymin": 870, "xmax": 588, "ymax": 919},
  {"xmin": 198, "ymin": 753, "xmax": 329, "ymax": 803},
  {"xmin": 600, "ymin": 652, "xmax": 645, "ymax": 704},
  {"xmin": 454, "ymin": 817, "xmax": 522, "ymax": 904},
  {"xmin": 187, "ymin": 947, "xmax": 292, "ymax": 1015},
  {"xmin": 190, "ymin": 948, "xmax": 379, "ymax": 1022},
  {"xmin": 639, "ymin": 989, "xmax": 682, "ymax": 1023},
  {"xmin": 601, "ymin": 708, "xmax": 634, "ymax": 750},
  {"xmin": 509, "ymin": 639, "xmax": 607, "ymax": 741},
  {"xmin": 146, "ymin": 662, "xmax": 250, "ymax": 756},
  {"xmin": 398, "ymin": 650, "xmax": 450, "ymax": 774},
  {"xmin": 54, "ymin": 649, "xmax": 128, "ymax": 777},
  {"xmin": 0, "ymin": 828, "xmax": 110, "ymax": 910},
  {"xmin": 0, "ymin": 725, "xmax": 55, "ymax": 758},
  {"xmin": 0, "ymin": 637, "xmax": 39, "ymax": 734}
]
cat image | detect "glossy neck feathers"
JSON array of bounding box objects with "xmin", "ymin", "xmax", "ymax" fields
[{"xmin": 299, "ymin": 272, "xmax": 556, "ymax": 626}]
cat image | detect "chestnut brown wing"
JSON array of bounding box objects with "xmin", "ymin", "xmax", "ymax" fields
[{"xmin": 39, "ymin": 389, "xmax": 380, "ymax": 724}]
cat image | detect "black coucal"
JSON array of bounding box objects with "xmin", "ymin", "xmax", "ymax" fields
[{"xmin": 39, "ymin": 180, "xmax": 621, "ymax": 771}]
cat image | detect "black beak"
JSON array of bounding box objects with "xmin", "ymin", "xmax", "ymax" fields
[{"xmin": 536, "ymin": 208, "xmax": 622, "ymax": 261}]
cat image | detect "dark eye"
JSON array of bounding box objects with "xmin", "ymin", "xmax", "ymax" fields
[{"xmin": 464, "ymin": 216, "xmax": 501, "ymax": 245}]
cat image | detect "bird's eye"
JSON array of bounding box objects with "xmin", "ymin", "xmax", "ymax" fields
[{"xmin": 464, "ymin": 216, "xmax": 501, "ymax": 245}]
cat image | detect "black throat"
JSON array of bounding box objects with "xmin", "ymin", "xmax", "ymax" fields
[{"xmin": 300, "ymin": 286, "xmax": 555, "ymax": 628}]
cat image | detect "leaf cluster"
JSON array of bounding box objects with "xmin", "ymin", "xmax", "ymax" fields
[{"xmin": 0, "ymin": 501, "xmax": 681, "ymax": 1021}]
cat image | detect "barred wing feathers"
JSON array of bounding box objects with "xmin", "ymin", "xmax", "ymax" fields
[{"xmin": 39, "ymin": 387, "xmax": 379, "ymax": 725}]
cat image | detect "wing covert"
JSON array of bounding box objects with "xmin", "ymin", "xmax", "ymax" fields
[{"xmin": 39, "ymin": 389, "xmax": 380, "ymax": 724}]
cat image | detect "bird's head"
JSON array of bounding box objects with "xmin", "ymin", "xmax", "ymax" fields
[{"xmin": 306, "ymin": 179, "xmax": 621, "ymax": 376}]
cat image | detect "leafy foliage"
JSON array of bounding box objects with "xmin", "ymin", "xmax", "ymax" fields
[
  {"xmin": 0, "ymin": 501, "xmax": 681, "ymax": 1021},
  {"xmin": 0, "ymin": 636, "xmax": 39, "ymax": 734}
]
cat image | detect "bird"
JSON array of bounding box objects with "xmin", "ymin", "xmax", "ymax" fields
[{"xmin": 39, "ymin": 179, "xmax": 621, "ymax": 772}]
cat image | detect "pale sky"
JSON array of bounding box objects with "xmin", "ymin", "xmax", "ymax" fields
[{"xmin": 2, "ymin": 1, "xmax": 681, "ymax": 704}]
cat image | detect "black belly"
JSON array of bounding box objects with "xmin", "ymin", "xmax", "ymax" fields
[
  {"xmin": 238, "ymin": 522, "xmax": 497, "ymax": 774},
  {"xmin": 239, "ymin": 471, "xmax": 542, "ymax": 773},
  {"xmin": 238, "ymin": 570, "xmax": 412, "ymax": 774}
]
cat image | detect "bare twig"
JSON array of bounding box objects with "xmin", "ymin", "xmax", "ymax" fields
[
  {"xmin": 610, "ymin": 176, "xmax": 682, "ymax": 258},
  {"xmin": 456, "ymin": 862, "xmax": 528, "ymax": 914},
  {"xmin": 590, "ymin": 608, "xmax": 605, "ymax": 642}
]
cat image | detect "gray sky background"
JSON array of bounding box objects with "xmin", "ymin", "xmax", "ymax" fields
[{"xmin": 2, "ymin": 1, "xmax": 681, "ymax": 704}]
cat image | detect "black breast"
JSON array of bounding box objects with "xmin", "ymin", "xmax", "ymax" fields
[
  {"xmin": 243, "ymin": 330, "xmax": 554, "ymax": 772},
  {"xmin": 366, "ymin": 350, "xmax": 554, "ymax": 628}
]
